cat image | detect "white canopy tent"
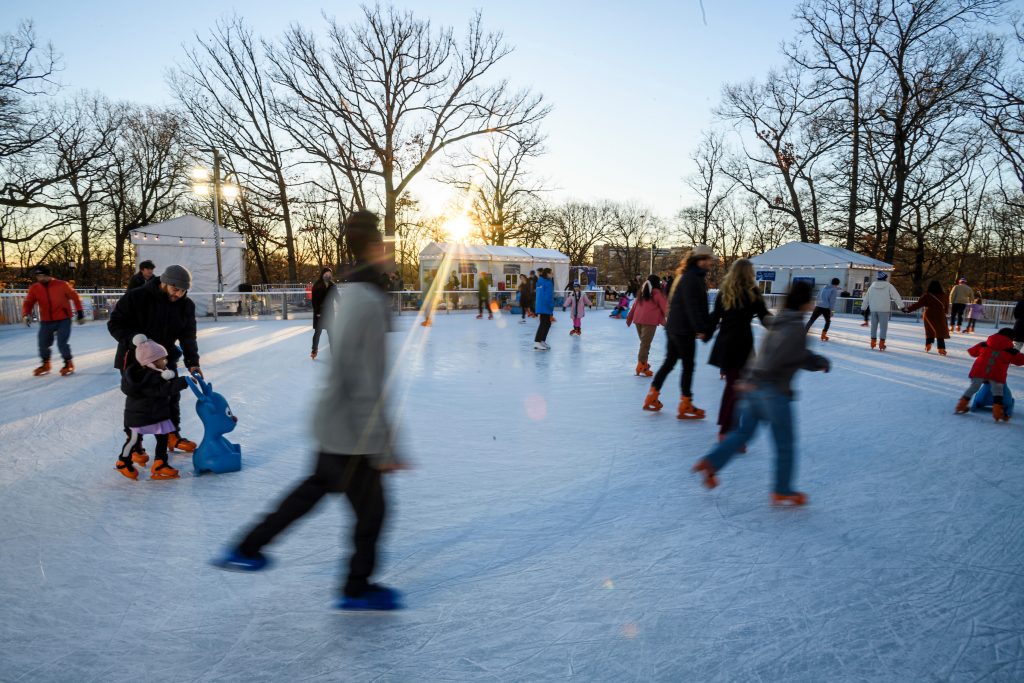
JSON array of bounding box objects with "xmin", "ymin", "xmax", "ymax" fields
[
  {"xmin": 419, "ymin": 242, "xmax": 570, "ymax": 292},
  {"xmin": 749, "ymin": 242, "xmax": 893, "ymax": 297},
  {"xmin": 131, "ymin": 216, "xmax": 246, "ymax": 315}
]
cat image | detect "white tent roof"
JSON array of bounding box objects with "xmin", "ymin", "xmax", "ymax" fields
[
  {"xmin": 420, "ymin": 242, "xmax": 569, "ymax": 263},
  {"xmin": 750, "ymin": 242, "xmax": 892, "ymax": 270},
  {"xmin": 129, "ymin": 215, "xmax": 245, "ymax": 246}
]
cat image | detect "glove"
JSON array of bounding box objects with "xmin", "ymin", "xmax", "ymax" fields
[
  {"xmin": 76, "ymin": 310, "xmax": 85, "ymax": 325},
  {"xmin": 23, "ymin": 315, "xmax": 31, "ymax": 327}
]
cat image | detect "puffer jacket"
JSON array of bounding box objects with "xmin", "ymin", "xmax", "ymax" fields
[
  {"xmin": 862, "ymin": 281, "xmax": 904, "ymax": 315},
  {"xmin": 967, "ymin": 332, "xmax": 1024, "ymax": 384},
  {"xmin": 564, "ymin": 291, "xmax": 590, "ymax": 319},
  {"xmin": 22, "ymin": 278, "xmax": 82, "ymax": 322},
  {"xmin": 121, "ymin": 360, "xmax": 188, "ymax": 429}
]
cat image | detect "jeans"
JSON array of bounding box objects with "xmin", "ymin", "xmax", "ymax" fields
[
  {"xmin": 806, "ymin": 307, "xmax": 832, "ymax": 333},
  {"xmin": 38, "ymin": 318, "xmax": 72, "ymax": 362},
  {"xmin": 238, "ymin": 452, "xmax": 386, "ymax": 596},
  {"xmin": 950, "ymin": 303, "xmax": 967, "ymax": 328},
  {"xmin": 651, "ymin": 332, "xmax": 697, "ymax": 397},
  {"xmin": 869, "ymin": 311, "xmax": 890, "ymax": 339},
  {"xmin": 535, "ymin": 314, "xmax": 551, "ymax": 342},
  {"xmin": 705, "ymin": 386, "xmax": 797, "ymax": 495}
]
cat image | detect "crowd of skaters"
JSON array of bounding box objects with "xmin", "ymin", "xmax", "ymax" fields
[{"xmin": 16, "ymin": 221, "xmax": 1024, "ymax": 609}]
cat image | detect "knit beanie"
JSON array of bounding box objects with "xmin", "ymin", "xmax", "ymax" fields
[
  {"xmin": 133, "ymin": 334, "xmax": 168, "ymax": 368},
  {"xmin": 876, "ymin": 271, "xmax": 889, "ymax": 280},
  {"xmin": 161, "ymin": 264, "xmax": 192, "ymax": 291}
]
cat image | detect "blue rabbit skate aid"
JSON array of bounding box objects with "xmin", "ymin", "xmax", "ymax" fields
[{"xmin": 185, "ymin": 373, "xmax": 242, "ymax": 475}]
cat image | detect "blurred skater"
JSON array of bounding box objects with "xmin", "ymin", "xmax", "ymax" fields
[
  {"xmin": 213, "ymin": 210, "xmax": 407, "ymax": 611},
  {"xmin": 691, "ymin": 281, "xmax": 829, "ymax": 506}
]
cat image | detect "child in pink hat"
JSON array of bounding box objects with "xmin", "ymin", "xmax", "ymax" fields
[{"xmin": 115, "ymin": 334, "xmax": 189, "ymax": 480}]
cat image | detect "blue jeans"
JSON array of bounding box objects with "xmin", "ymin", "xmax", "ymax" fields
[
  {"xmin": 704, "ymin": 386, "xmax": 796, "ymax": 495},
  {"xmin": 38, "ymin": 318, "xmax": 72, "ymax": 362}
]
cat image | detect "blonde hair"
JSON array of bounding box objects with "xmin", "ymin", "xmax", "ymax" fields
[{"xmin": 718, "ymin": 258, "xmax": 757, "ymax": 311}]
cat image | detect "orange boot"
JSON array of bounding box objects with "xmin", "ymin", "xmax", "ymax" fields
[
  {"xmin": 642, "ymin": 388, "xmax": 663, "ymax": 412},
  {"xmin": 59, "ymin": 361, "xmax": 75, "ymax": 376},
  {"xmin": 132, "ymin": 449, "xmax": 150, "ymax": 466},
  {"xmin": 879, "ymin": 339, "xmax": 887, "ymax": 351},
  {"xmin": 691, "ymin": 459, "xmax": 718, "ymax": 489},
  {"xmin": 151, "ymin": 460, "xmax": 180, "ymax": 480},
  {"xmin": 635, "ymin": 362, "xmax": 646, "ymax": 376},
  {"xmin": 115, "ymin": 459, "xmax": 139, "ymax": 481},
  {"xmin": 771, "ymin": 492, "xmax": 808, "ymax": 506},
  {"xmin": 937, "ymin": 348, "xmax": 947, "ymax": 356},
  {"xmin": 993, "ymin": 403, "xmax": 1008, "ymax": 422},
  {"xmin": 642, "ymin": 363, "xmax": 653, "ymax": 377},
  {"xmin": 870, "ymin": 338, "xmax": 877, "ymax": 349},
  {"xmin": 32, "ymin": 361, "xmax": 51, "ymax": 376},
  {"xmin": 677, "ymin": 397, "xmax": 705, "ymax": 420},
  {"xmin": 820, "ymin": 331, "xmax": 829, "ymax": 342},
  {"xmin": 925, "ymin": 343, "xmax": 931, "ymax": 353},
  {"xmin": 168, "ymin": 433, "xmax": 197, "ymax": 453},
  {"xmin": 954, "ymin": 397, "xmax": 970, "ymax": 414}
]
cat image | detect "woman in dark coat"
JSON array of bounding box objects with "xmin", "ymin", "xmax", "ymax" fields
[
  {"xmin": 905, "ymin": 280, "xmax": 950, "ymax": 355},
  {"xmin": 310, "ymin": 267, "xmax": 334, "ymax": 359},
  {"xmin": 706, "ymin": 258, "xmax": 771, "ymax": 440}
]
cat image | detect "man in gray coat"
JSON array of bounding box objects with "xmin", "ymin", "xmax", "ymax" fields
[{"xmin": 214, "ymin": 210, "xmax": 406, "ymax": 611}]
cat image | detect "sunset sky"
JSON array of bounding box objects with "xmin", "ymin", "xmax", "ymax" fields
[{"xmin": 5, "ymin": 0, "xmax": 800, "ymax": 216}]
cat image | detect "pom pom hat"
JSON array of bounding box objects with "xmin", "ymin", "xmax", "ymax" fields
[
  {"xmin": 877, "ymin": 271, "xmax": 889, "ymax": 280},
  {"xmin": 133, "ymin": 334, "xmax": 168, "ymax": 368}
]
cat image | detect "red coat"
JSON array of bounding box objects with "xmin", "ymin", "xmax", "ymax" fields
[
  {"xmin": 22, "ymin": 279, "xmax": 83, "ymax": 322},
  {"xmin": 967, "ymin": 333, "xmax": 1024, "ymax": 383},
  {"xmin": 626, "ymin": 289, "xmax": 667, "ymax": 327}
]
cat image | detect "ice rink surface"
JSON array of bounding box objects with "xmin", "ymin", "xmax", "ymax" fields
[{"xmin": 0, "ymin": 309, "xmax": 1022, "ymax": 682}]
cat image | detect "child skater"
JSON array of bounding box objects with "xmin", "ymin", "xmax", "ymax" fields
[
  {"xmin": 564, "ymin": 283, "xmax": 590, "ymax": 336},
  {"xmin": 691, "ymin": 281, "xmax": 830, "ymax": 506},
  {"xmin": 955, "ymin": 328, "xmax": 1024, "ymax": 422},
  {"xmin": 963, "ymin": 297, "xmax": 984, "ymax": 334},
  {"xmin": 609, "ymin": 292, "xmax": 629, "ymax": 318},
  {"xmin": 116, "ymin": 334, "xmax": 189, "ymax": 480}
]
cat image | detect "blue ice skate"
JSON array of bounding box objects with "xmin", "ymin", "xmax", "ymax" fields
[
  {"xmin": 971, "ymin": 382, "xmax": 1015, "ymax": 418},
  {"xmin": 185, "ymin": 373, "xmax": 242, "ymax": 475},
  {"xmin": 335, "ymin": 586, "xmax": 404, "ymax": 611},
  {"xmin": 211, "ymin": 548, "xmax": 271, "ymax": 572}
]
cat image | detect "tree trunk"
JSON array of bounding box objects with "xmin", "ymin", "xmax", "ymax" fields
[
  {"xmin": 847, "ymin": 93, "xmax": 861, "ymax": 251},
  {"xmin": 278, "ymin": 174, "xmax": 298, "ymax": 281},
  {"xmin": 79, "ymin": 202, "xmax": 91, "ymax": 282},
  {"xmin": 885, "ymin": 126, "xmax": 906, "ymax": 265}
]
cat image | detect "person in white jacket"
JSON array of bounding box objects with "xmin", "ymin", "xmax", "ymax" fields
[{"xmin": 861, "ymin": 271, "xmax": 906, "ymax": 350}]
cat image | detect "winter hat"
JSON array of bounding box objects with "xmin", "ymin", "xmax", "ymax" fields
[
  {"xmin": 692, "ymin": 244, "xmax": 715, "ymax": 259},
  {"xmin": 30, "ymin": 265, "xmax": 51, "ymax": 276},
  {"xmin": 958, "ymin": 277, "xmax": 967, "ymax": 284},
  {"xmin": 876, "ymin": 271, "xmax": 889, "ymax": 281},
  {"xmin": 161, "ymin": 264, "xmax": 192, "ymax": 291},
  {"xmin": 133, "ymin": 334, "xmax": 169, "ymax": 368}
]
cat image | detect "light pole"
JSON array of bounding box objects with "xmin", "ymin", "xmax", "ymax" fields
[{"xmin": 191, "ymin": 149, "xmax": 239, "ymax": 293}]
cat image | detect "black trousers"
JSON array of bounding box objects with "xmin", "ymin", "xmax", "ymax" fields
[
  {"xmin": 926, "ymin": 336, "xmax": 946, "ymax": 349},
  {"xmin": 238, "ymin": 452, "xmax": 386, "ymax": 596},
  {"xmin": 950, "ymin": 303, "xmax": 967, "ymax": 327},
  {"xmin": 121, "ymin": 431, "xmax": 168, "ymax": 463},
  {"xmin": 312, "ymin": 321, "xmax": 331, "ymax": 353},
  {"xmin": 534, "ymin": 314, "xmax": 551, "ymax": 342},
  {"xmin": 651, "ymin": 332, "xmax": 698, "ymax": 398},
  {"xmin": 806, "ymin": 306, "xmax": 832, "ymax": 333},
  {"xmin": 478, "ymin": 297, "xmax": 490, "ymax": 315}
]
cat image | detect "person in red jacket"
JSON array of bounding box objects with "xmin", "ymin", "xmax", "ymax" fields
[
  {"xmin": 22, "ymin": 265, "xmax": 85, "ymax": 376},
  {"xmin": 955, "ymin": 328, "xmax": 1024, "ymax": 422},
  {"xmin": 626, "ymin": 274, "xmax": 667, "ymax": 377}
]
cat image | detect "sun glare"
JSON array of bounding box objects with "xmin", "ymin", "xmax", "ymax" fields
[{"xmin": 444, "ymin": 215, "xmax": 473, "ymax": 241}]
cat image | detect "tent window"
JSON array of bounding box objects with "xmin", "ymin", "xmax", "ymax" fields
[
  {"xmin": 503, "ymin": 264, "xmax": 520, "ymax": 289},
  {"xmin": 458, "ymin": 262, "xmax": 477, "ymax": 290},
  {"xmin": 758, "ymin": 280, "xmax": 773, "ymax": 294}
]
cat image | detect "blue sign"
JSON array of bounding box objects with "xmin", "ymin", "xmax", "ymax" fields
[
  {"xmin": 793, "ymin": 276, "xmax": 816, "ymax": 286},
  {"xmin": 755, "ymin": 271, "xmax": 776, "ymax": 281}
]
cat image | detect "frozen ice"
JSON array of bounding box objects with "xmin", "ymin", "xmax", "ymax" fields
[{"xmin": 0, "ymin": 311, "xmax": 1021, "ymax": 682}]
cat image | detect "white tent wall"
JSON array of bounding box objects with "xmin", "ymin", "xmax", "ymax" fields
[
  {"xmin": 418, "ymin": 243, "xmax": 570, "ymax": 292},
  {"xmin": 750, "ymin": 242, "xmax": 893, "ymax": 296},
  {"xmin": 130, "ymin": 216, "xmax": 246, "ymax": 316}
]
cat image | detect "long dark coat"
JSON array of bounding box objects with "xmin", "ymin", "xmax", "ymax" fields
[
  {"xmin": 706, "ymin": 289, "xmax": 771, "ymax": 371},
  {"xmin": 906, "ymin": 293, "xmax": 950, "ymax": 341}
]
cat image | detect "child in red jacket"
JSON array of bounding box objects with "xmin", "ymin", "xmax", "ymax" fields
[{"xmin": 955, "ymin": 328, "xmax": 1023, "ymax": 422}]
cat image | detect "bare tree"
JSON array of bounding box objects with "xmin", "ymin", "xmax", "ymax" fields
[
  {"xmin": 678, "ymin": 129, "xmax": 733, "ymax": 250},
  {"xmin": 871, "ymin": 0, "xmax": 1005, "ymax": 263},
  {"xmin": 170, "ymin": 15, "xmax": 300, "ymax": 280},
  {"xmin": 606, "ymin": 202, "xmax": 665, "ymax": 281},
  {"xmin": 787, "ymin": 0, "xmax": 885, "ymax": 250},
  {"xmin": 546, "ymin": 201, "xmax": 611, "ymax": 265},
  {"xmin": 717, "ymin": 66, "xmax": 840, "ymax": 243},
  {"xmin": 442, "ymin": 129, "xmax": 548, "ymax": 246},
  {"xmin": 270, "ymin": 6, "xmax": 549, "ymax": 252}
]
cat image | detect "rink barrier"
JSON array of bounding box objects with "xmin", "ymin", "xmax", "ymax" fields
[{"xmin": 2, "ymin": 291, "xmax": 1017, "ymax": 327}]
